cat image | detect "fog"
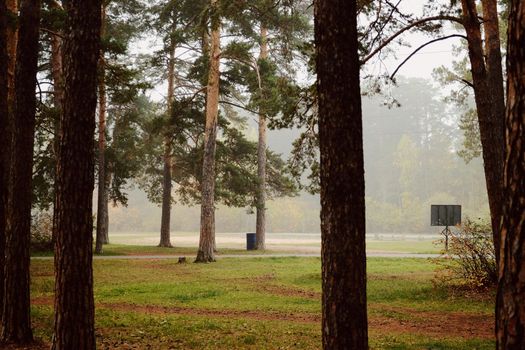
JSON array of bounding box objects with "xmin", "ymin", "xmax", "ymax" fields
[{"xmin": 103, "ymin": 76, "xmax": 488, "ymax": 235}]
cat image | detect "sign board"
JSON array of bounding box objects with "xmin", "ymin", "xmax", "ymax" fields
[{"xmin": 430, "ymin": 205, "xmax": 461, "ymax": 226}]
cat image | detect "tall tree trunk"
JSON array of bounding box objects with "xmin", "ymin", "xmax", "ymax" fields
[
  {"xmin": 461, "ymin": 0, "xmax": 505, "ymax": 262},
  {"xmin": 255, "ymin": 25, "xmax": 268, "ymax": 251},
  {"xmin": 159, "ymin": 136, "xmax": 173, "ymax": 247},
  {"xmin": 1, "ymin": 0, "xmax": 17, "ymax": 325},
  {"xmin": 49, "ymin": 0, "xmax": 64, "ymax": 247},
  {"xmin": 496, "ymin": 1, "xmax": 525, "ymax": 348},
  {"xmin": 315, "ymin": 0, "xmax": 368, "ymax": 348},
  {"xmin": 102, "ymin": 171, "xmax": 110, "ymax": 244},
  {"xmin": 1, "ymin": 0, "xmax": 17, "ymax": 324},
  {"xmin": 0, "ymin": 0, "xmax": 9, "ymax": 325},
  {"xmin": 51, "ymin": 0, "xmax": 101, "ymax": 348},
  {"xmin": 95, "ymin": 4, "xmax": 108, "ymax": 254},
  {"xmin": 6, "ymin": 0, "xmax": 17, "ymax": 107},
  {"xmin": 50, "ymin": 1, "xmax": 64, "ymax": 111},
  {"xmin": 196, "ymin": 0, "xmax": 220, "ymax": 263},
  {"xmin": 159, "ymin": 35, "xmax": 176, "ymax": 248},
  {"xmin": 1, "ymin": 0, "xmax": 41, "ymax": 343}
]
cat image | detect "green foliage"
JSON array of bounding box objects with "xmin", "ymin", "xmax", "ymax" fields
[
  {"xmin": 138, "ymin": 95, "xmax": 297, "ymax": 210},
  {"xmin": 457, "ymin": 109, "xmax": 482, "ymax": 162},
  {"xmin": 433, "ymin": 218, "xmax": 497, "ymax": 290}
]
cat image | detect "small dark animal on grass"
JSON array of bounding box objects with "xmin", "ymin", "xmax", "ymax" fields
[{"xmin": 178, "ymin": 257, "xmax": 187, "ymax": 264}]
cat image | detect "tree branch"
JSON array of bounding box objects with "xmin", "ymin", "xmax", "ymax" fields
[
  {"xmin": 41, "ymin": 27, "xmax": 64, "ymax": 38},
  {"xmin": 360, "ymin": 15, "xmax": 464, "ymax": 65},
  {"xmin": 219, "ymin": 100, "xmax": 259, "ymax": 115},
  {"xmin": 390, "ymin": 34, "xmax": 467, "ymax": 79}
]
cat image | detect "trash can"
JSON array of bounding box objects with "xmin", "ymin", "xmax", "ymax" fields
[{"xmin": 246, "ymin": 233, "xmax": 256, "ymax": 250}]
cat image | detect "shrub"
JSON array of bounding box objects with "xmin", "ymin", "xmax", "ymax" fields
[
  {"xmin": 433, "ymin": 218, "xmax": 497, "ymax": 290},
  {"xmin": 31, "ymin": 211, "xmax": 54, "ymax": 253}
]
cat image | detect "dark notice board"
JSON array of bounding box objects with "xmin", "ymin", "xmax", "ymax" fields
[{"xmin": 430, "ymin": 205, "xmax": 461, "ymax": 226}]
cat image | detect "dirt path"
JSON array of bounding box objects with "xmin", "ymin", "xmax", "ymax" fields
[{"xmin": 30, "ymin": 296, "xmax": 493, "ymax": 340}]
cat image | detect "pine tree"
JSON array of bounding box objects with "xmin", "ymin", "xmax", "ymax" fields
[
  {"xmin": 95, "ymin": 0, "xmax": 148, "ymax": 253},
  {"xmin": 95, "ymin": 3, "xmax": 109, "ymax": 254},
  {"xmin": 315, "ymin": 0, "xmax": 368, "ymax": 348},
  {"xmin": 2, "ymin": 0, "xmax": 41, "ymax": 343},
  {"xmin": 196, "ymin": 0, "xmax": 221, "ymax": 262},
  {"xmin": 496, "ymin": 0, "xmax": 525, "ymax": 347},
  {"xmin": 52, "ymin": 0, "xmax": 101, "ymax": 347},
  {"xmin": 0, "ymin": 0, "xmax": 10, "ymax": 325}
]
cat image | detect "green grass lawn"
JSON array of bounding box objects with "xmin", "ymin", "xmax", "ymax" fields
[
  {"xmin": 29, "ymin": 257, "xmax": 495, "ymax": 349},
  {"xmin": 32, "ymin": 238, "xmax": 442, "ymax": 257}
]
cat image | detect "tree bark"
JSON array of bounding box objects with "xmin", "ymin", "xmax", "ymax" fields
[
  {"xmin": 1, "ymin": 0, "xmax": 41, "ymax": 343},
  {"xmin": 51, "ymin": 0, "xmax": 101, "ymax": 348},
  {"xmin": 196, "ymin": 0, "xmax": 220, "ymax": 263},
  {"xmin": 0, "ymin": 0, "xmax": 9, "ymax": 326},
  {"xmin": 159, "ymin": 136, "xmax": 173, "ymax": 247},
  {"xmin": 255, "ymin": 25, "xmax": 268, "ymax": 251},
  {"xmin": 315, "ymin": 0, "xmax": 368, "ymax": 349},
  {"xmin": 95, "ymin": 4, "xmax": 108, "ymax": 254},
  {"xmin": 49, "ymin": 0, "xmax": 64, "ymax": 248},
  {"xmin": 6, "ymin": 0, "xmax": 17, "ymax": 108},
  {"xmin": 102, "ymin": 171, "xmax": 110, "ymax": 244},
  {"xmin": 461, "ymin": 0, "xmax": 505, "ymax": 262},
  {"xmin": 50, "ymin": 1, "xmax": 64, "ymax": 111},
  {"xmin": 496, "ymin": 1, "xmax": 525, "ymax": 348},
  {"xmin": 159, "ymin": 37, "xmax": 176, "ymax": 248}
]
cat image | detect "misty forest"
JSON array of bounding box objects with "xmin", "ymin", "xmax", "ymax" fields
[{"xmin": 0, "ymin": 0, "xmax": 524, "ymax": 349}]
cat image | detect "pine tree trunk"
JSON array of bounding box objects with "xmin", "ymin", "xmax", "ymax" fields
[
  {"xmin": 159, "ymin": 37, "xmax": 176, "ymax": 248},
  {"xmin": 196, "ymin": 0, "xmax": 220, "ymax": 263},
  {"xmin": 461, "ymin": 0, "xmax": 505, "ymax": 262},
  {"xmin": 102, "ymin": 171, "xmax": 110, "ymax": 244},
  {"xmin": 49, "ymin": 0, "xmax": 63, "ymax": 248},
  {"xmin": 50, "ymin": 1, "xmax": 64, "ymax": 111},
  {"xmin": 6, "ymin": 0, "xmax": 17, "ymax": 108},
  {"xmin": 496, "ymin": 2, "xmax": 525, "ymax": 347},
  {"xmin": 159, "ymin": 136, "xmax": 173, "ymax": 247},
  {"xmin": 1, "ymin": 0, "xmax": 41, "ymax": 343},
  {"xmin": 255, "ymin": 25, "xmax": 268, "ymax": 251},
  {"xmin": 0, "ymin": 0, "xmax": 9, "ymax": 325},
  {"xmin": 51, "ymin": 0, "xmax": 101, "ymax": 348},
  {"xmin": 315, "ymin": 0, "xmax": 368, "ymax": 348},
  {"xmin": 95, "ymin": 4, "xmax": 107, "ymax": 254}
]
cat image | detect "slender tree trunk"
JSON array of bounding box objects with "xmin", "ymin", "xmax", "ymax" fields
[
  {"xmin": 159, "ymin": 136, "xmax": 173, "ymax": 247},
  {"xmin": 315, "ymin": 0, "xmax": 368, "ymax": 348},
  {"xmin": 159, "ymin": 36, "xmax": 176, "ymax": 248},
  {"xmin": 95, "ymin": 4, "xmax": 107, "ymax": 254},
  {"xmin": 50, "ymin": 1, "xmax": 64, "ymax": 247},
  {"xmin": 196, "ymin": 0, "xmax": 220, "ymax": 263},
  {"xmin": 496, "ymin": 2, "xmax": 525, "ymax": 348},
  {"xmin": 50, "ymin": 1, "xmax": 64, "ymax": 111},
  {"xmin": 102, "ymin": 171, "xmax": 110, "ymax": 244},
  {"xmin": 1, "ymin": 0, "xmax": 41, "ymax": 343},
  {"xmin": 255, "ymin": 25, "xmax": 268, "ymax": 251},
  {"xmin": 461, "ymin": 0, "xmax": 505, "ymax": 262},
  {"xmin": 481, "ymin": 0, "xmax": 506, "ymax": 259},
  {"xmin": 0, "ymin": 0, "xmax": 9, "ymax": 326},
  {"xmin": 51, "ymin": 0, "xmax": 101, "ymax": 348}
]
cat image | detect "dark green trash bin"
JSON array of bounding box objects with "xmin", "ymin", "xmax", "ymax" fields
[{"xmin": 246, "ymin": 233, "xmax": 256, "ymax": 250}]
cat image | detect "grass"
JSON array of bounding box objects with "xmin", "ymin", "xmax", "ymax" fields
[
  {"xmin": 366, "ymin": 239, "xmax": 442, "ymax": 254},
  {"xmin": 29, "ymin": 257, "xmax": 495, "ymax": 349},
  {"xmin": 31, "ymin": 232, "xmax": 443, "ymax": 257}
]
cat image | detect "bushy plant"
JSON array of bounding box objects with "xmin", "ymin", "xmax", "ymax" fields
[
  {"xmin": 31, "ymin": 211, "xmax": 54, "ymax": 253},
  {"xmin": 433, "ymin": 218, "xmax": 497, "ymax": 290}
]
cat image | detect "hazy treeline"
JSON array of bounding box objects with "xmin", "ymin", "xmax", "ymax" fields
[{"xmin": 107, "ymin": 77, "xmax": 488, "ymax": 234}]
